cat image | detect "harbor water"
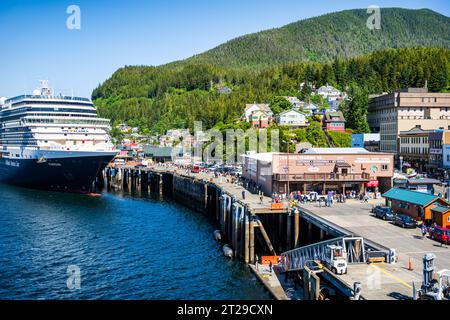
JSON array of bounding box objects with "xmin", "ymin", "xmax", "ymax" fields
[{"xmin": 0, "ymin": 184, "xmax": 270, "ymax": 300}]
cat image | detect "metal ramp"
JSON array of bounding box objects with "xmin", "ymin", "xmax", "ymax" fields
[{"xmin": 280, "ymin": 237, "xmax": 367, "ymax": 272}]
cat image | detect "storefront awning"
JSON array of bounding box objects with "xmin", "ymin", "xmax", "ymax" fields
[
  {"xmin": 366, "ymin": 180, "xmax": 379, "ymax": 187},
  {"xmin": 334, "ymin": 162, "xmax": 351, "ymax": 168}
]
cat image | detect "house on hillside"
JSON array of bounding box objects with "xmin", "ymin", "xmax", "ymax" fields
[
  {"xmin": 276, "ymin": 109, "xmax": 307, "ymax": 127},
  {"xmin": 217, "ymin": 86, "xmax": 232, "ymax": 94},
  {"xmin": 303, "ymin": 103, "xmax": 318, "ymax": 115},
  {"xmin": 285, "ymin": 97, "xmax": 304, "ymax": 110},
  {"xmin": 317, "ymin": 84, "xmax": 347, "ymax": 101},
  {"xmin": 251, "ymin": 110, "xmax": 271, "ymax": 129},
  {"xmin": 244, "ymin": 104, "xmax": 273, "ymax": 121},
  {"xmin": 243, "ymin": 104, "xmax": 273, "ymax": 128},
  {"xmin": 323, "ymin": 111, "xmax": 346, "ymax": 132}
]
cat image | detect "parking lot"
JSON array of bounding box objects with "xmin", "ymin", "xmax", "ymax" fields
[{"xmin": 300, "ymin": 199, "xmax": 450, "ymax": 285}]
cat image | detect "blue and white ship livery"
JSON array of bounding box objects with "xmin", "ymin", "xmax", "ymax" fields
[{"xmin": 0, "ymin": 81, "xmax": 117, "ymax": 192}]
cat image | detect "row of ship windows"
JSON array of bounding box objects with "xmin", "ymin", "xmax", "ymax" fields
[
  {"xmin": 22, "ymin": 119, "xmax": 109, "ymax": 125},
  {"xmin": 1, "ymin": 106, "xmax": 96, "ymax": 117},
  {"xmin": 1, "ymin": 113, "xmax": 98, "ymax": 122}
]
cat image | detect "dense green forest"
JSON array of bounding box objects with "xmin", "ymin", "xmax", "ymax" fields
[
  {"xmin": 94, "ymin": 47, "xmax": 450, "ymax": 135},
  {"xmin": 172, "ymin": 8, "xmax": 449, "ymax": 69}
]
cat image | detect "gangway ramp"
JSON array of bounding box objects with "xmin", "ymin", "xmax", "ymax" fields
[{"xmin": 281, "ymin": 236, "xmax": 367, "ymax": 272}]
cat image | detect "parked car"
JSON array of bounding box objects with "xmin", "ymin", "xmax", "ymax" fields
[
  {"xmin": 191, "ymin": 164, "xmax": 200, "ymax": 173},
  {"xmin": 430, "ymin": 226, "xmax": 450, "ymax": 244},
  {"xmin": 393, "ymin": 214, "xmax": 418, "ymax": 229},
  {"xmin": 373, "ymin": 206, "xmax": 395, "ymax": 221}
]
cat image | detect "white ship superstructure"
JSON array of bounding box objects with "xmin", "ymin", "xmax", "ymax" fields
[{"xmin": 0, "ymin": 81, "xmax": 117, "ymax": 192}]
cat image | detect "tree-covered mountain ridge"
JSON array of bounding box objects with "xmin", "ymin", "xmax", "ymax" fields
[
  {"xmin": 167, "ymin": 7, "xmax": 450, "ymax": 69},
  {"xmin": 92, "ymin": 8, "xmax": 450, "ymax": 135}
]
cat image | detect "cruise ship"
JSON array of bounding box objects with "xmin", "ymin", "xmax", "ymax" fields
[{"xmin": 0, "ymin": 81, "xmax": 118, "ymax": 192}]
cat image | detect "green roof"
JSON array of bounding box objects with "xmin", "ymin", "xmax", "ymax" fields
[
  {"xmin": 143, "ymin": 146, "xmax": 174, "ymax": 157},
  {"xmin": 431, "ymin": 204, "xmax": 450, "ymax": 214},
  {"xmin": 382, "ymin": 188, "xmax": 447, "ymax": 207}
]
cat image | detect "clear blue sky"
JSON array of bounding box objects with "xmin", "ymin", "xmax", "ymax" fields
[{"xmin": 0, "ymin": 0, "xmax": 449, "ymax": 98}]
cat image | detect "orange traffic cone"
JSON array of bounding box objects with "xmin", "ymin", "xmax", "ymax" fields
[{"xmin": 408, "ymin": 257, "xmax": 413, "ymax": 271}]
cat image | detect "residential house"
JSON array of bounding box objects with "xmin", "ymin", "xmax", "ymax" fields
[
  {"xmin": 276, "ymin": 109, "xmax": 307, "ymax": 127},
  {"xmin": 244, "ymin": 104, "xmax": 273, "ymax": 121},
  {"xmin": 303, "ymin": 103, "xmax": 318, "ymax": 115},
  {"xmin": 251, "ymin": 110, "xmax": 271, "ymax": 129},
  {"xmin": 217, "ymin": 86, "xmax": 232, "ymax": 94},
  {"xmin": 317, "ymin": 84, "xmax": 347, "ymax": 103},
  {"xmin": 323, "ymin": 111, "xmax": 346, "ymax": 132},
  {"xmin": 285, "ymin": 97, "xmax": 304, "ymax": 110}
]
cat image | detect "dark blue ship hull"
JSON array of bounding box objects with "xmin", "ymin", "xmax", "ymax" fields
[{"xmin": 0, "ymin": 155, "xmax": 115, "ymax": 192}]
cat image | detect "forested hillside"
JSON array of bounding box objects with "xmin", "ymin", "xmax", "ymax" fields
[
  {"xmin": 93, "ymin": 47, "xmax": 450, "ymax": 134},
  {"xmin": 170, "ymin": 8, "xmax": 450, "ymax": 68}
]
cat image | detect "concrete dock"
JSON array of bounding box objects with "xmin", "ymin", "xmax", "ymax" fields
[
  {"xmin": 297, "ymin": 199, "xmax": 450, "ymax": 300},
  {"xmin": 102, "ymin": 165, "xmax": 449, "ymax": 300}
]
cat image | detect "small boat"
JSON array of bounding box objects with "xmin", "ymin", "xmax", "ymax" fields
[
  {"xmin": 222, "ymin": 244, "xmax": 233, "ymax": 258},
  {"xmin": 86, "ymin": 193, "xmax": 102, "ymax": 197},
  {"xmin": 213, "ymin": 230, "xmax": 222, "ymax": 241}
]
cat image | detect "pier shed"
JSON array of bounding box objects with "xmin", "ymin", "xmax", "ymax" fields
[
  {"xmin": 383, "ymin": 188, "xmax": 449, "ymax": 222},
  {"xmin": 430, "ymin": 205, "xmax": 450, "ymax": 228}
]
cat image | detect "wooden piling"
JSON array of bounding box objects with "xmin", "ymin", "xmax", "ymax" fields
[
  {"xmin": 244, "ymin": 212, "xmax": 250, "ymax": 264},
  {"xmin": 249, "ymin": 218, "xmax": 255, "ymax": 264},
  {"xmin": 286, "ymin": 212, "xmax": 292, "ymax": 250},
  {"xmin": 294, "ymin": 209, "xmax": 299, "ymax": 248}
]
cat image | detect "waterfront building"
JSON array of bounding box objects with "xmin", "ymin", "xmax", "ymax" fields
[
  {"xmin": 393, "ymin": 178, "xmax": 441, "ymax": 194},
  {"xmin": 144, "ymin": 146, "xmax": 182, "ymax": 163},
  {"xmin": 383, "ymin": 188, "xmax": 449, "ymax": 222},
  {"xmin": 351, "ymin": 133, "xmax": 380, "ymax": 152},
  {"xmin": 276, "ymin": 109, "xmax": 307, "ymax": 127},
  {"xmin": 242, "ymin": 148, "xmax": 394, "ymax": 196},
  {"xmin": 368, "ymin": 87, "xmax": 450, "ymax": 154},
  {"xmin": 322, "ymin": 111, "xmax": 346, "ymax": 132},
  {"xmin": 430, "ymin": 205, "xmax": 450, "ymax": 228},
  {"xmin": 398, "ymin": 126, "xmax": 433, "ymax": 172},
  {"xmin": 428, "ymin": 130, "xmax": 450, "ymax": 172}
]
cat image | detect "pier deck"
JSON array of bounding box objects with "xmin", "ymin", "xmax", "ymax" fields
[
  {"xmin": 298, "ymin": 199, "xmax": 450, "ymax": 299},
  {"xmin": 150, "ymin": 167, "xmax": 281, "ymax": 214},
  {"xmin": 248, "ymin": 264, "xmax": 289, "ymax": 300}
]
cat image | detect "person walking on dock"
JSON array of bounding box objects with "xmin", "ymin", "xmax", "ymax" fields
[
  {"xmin": 269, "ymin": 261, "xmax": 273, "ymax": 274},
  {"xmin": 259, "ymin": 193, "xmax": 263, "ymax": 204},
  {"xmin": 421, "ymin": 224, "xmax": 428, "ymax": 240},
  {"xmin": 242, "ymin": 190, "xmax": 246, "ymax": 200}
]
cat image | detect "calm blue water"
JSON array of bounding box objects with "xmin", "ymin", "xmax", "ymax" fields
[{"xmin": 0, "ymin": 184, "xmax": 269, "ymax": 300}]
